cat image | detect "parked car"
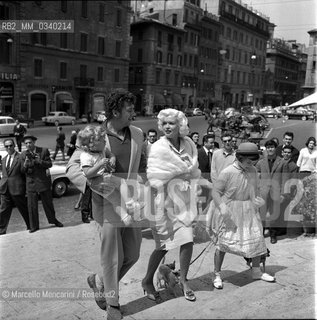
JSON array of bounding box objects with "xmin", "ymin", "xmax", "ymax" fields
[
  {"xmin": 184, "ymin": 108, "xmax": 194, "ymax": 117},
  {"xmin": 193, "ymin": 108, "xmax": 203, "ymax": 116},
  {"xmin": 255, "ymin": 107, "xmax": 281, "ymax": 118},
  {"xmin": 42, "ymin": 111, "xmax": 76, "ymax": 126},
  {"xmin": 49, "ymin": 164, "xmax": 71, "ymax": 197},
  {"xmin": 7, "ymin": 113, "xmax": 35, "ymax": 128},
  {"xmin": 0, "ymin": 116, "xmax": 28, "ymax": 136},
  {"xmin": 285, "ymin": 107, "xmax": 314, "ymax": 121}
]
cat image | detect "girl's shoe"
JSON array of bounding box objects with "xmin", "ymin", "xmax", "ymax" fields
[
  {"xmin": 252, "ymin": 268, "xmax": 275, "ymax": 282},
  {"xmin": 213, "ymin": 272, "xmax": 223, "ymax": 289},
  {"xmin": 180, "ymin": 283, "xmax": 196, "ymax": 302}
]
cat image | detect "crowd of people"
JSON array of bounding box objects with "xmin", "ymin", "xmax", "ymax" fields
[{"xmin": 0, "ymin": 89, "xmax": 315, "ymax": 320}]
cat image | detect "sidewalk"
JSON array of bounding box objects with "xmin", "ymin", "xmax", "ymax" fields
[{"xmin": 0, "ymin": 223, "xmax": 315, "ymax": 319}]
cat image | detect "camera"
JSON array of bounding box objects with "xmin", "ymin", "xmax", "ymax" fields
[{"xmin": 25, "ymin": 150, "xmax": 37, "ymax": 160}]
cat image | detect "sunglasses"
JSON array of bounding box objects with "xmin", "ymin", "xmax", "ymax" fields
[{"xmin": 4, "ymin": 145, "xmax": 14, "ymax": 148}]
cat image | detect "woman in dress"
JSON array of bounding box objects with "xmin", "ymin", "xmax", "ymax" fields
[
  {"xmin": 296, "ymin": 136, "xmax": 317, "ymax": 178},
  {"xmin": 142, "ymin": 108, "xmax": 212, "ymax": 302},
  {"xmin": 206, "ymin": 142, "xmax": 275, "ymax": 289}
]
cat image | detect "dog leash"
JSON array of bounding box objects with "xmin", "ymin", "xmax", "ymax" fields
[{"xmin": 189, "ymin": 241, "xmax": 213, "ymax": 266}]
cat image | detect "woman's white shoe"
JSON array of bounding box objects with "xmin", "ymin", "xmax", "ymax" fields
[{"xmin": 213, "ymin": 273, "xmax": 223, "ymax": 289}]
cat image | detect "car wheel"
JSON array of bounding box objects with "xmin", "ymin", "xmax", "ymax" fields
[
  {"xmin": 54, "ymin": 120, "xmax": 59, "ymax": 126},
  {"xmin": 52, "ymin": 179, "xmax": 68, "ymax": 198},
  {"xmin": 301, "ymin": 116, "xmax": 307, "ymax": 121},
  {"xmin": 71, "ymin": 119, "xmax": 76, "ymax": 126}
]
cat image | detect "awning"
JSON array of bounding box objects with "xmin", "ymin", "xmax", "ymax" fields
[
  {"xmin": 172, "ymin": 94, "xmax": 183, "ymax": 105},
  {"xmin": 154, "ymin": 93, "xmax": 166, "ymax": 105},
  {"xmin": 288, "ymin": 92, "xmax": 317, "ymax": 107},
  {"xmin": 165, "ymin": 97, "xmax": 172, "ymax": 105},
  {"xmin": 56, "ymin": 93, "xmax": 74, "ymax": 104}
]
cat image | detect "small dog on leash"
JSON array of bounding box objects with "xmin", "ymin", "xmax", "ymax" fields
[
  {"xmin": 156, "ymin": 261, "xmax": 180, "ymax": 296},
  {"xmin": 244, "ymin": 249, "xmax": 270, "ymax": 272}
]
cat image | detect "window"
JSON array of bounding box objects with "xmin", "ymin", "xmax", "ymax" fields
[
  {"xmin": 80, "ymin": 33, "xmax": 88, "ymax": 52},
  {"xmin": 174, "ymin": 72, "xmax": 179, "ymax": 86},
  {"xmin": 189, "ymin": 55, "xmax": 192, "ymax": 67},
  {"xmin": 156, "ymin": 51, "xmax": 162, "ymax": 63},
  {"xmin": 177, "ymin": 37, "xmax": 182, "ymax": 51},
  {"xmin": 184, "ymin": 9, "xmax": 188, "ymax": 22},
  {"xmin": 0, "ymin": 3, "xmax": 9, "ymax": 19},
  {"xmin": 116, "ymin": 9, "xmax": 122, "ymax": 27},
  {"xmin": 226, "ymin": 27, "xmax": 231, "ymax": 39},
  {"xmin": 183, "ymin": 53, "xmax": 187, "ymax": 67},
  {"xmin": 167, "ymin": 53, "xmax": 173, "ymax": 65},
  {"xmin": 115, "ymin": 41, "xmax": 121, "ymax": 57},
  {"xmin": 138, "ymin": 48, "xmax": 143, "ymax": 62},
  {"xmin": 233, "ymin": 30, "xmax": 237, "ymax": 41},
  {"xmin": 177, "ymin": 55, "xmax": 182, "ymax": 67},
  {"xmin": 60, "ymin": 62, "xmax": 67, "ymax": 79},
  {"xmin": 135, "ymin": 67, "xmax": 143, "ymax": 84},
  {"xmin": 97, "ymin": 67, "xmax": 103, "ymax": 81},
  {"xmin": 60, "ymin": 33, "xmax": 67, "ymax": 49},
  {"xmin": 172, "ymin": 14, "xmax": 177, "ymax": 26},
  {"xmin": 40, "ymin": 33, "xmax": 47, "ymax": 45},
  {"xmin": 168, "ymin": 34, "xmax": 173, "ymax": 51},
  {"xmin": 138, "ymin": 31, "xmax": 143, "ymax": 40},
  {"xmin": 80, "ymin": 64, "xmax": 87, "ymax": 78},
  {"xmin": 0, "ymin": 38, "xmax": 10, "ymax": 64},
  {"xmin": 165, "ymin": 70, "xmax": 170, "ymax": 85},
  {"xmin": 61, "ymin": 0, "xmax": 67, "ymax": 12},
  {"xmin": 114, "ymin": 68, "xmax": 120, "ymax": 82},
  {"xmin": 31, "ymin": 33, "xmax": 39, "ymax": 44},
  {"xmin": 158, "ymin": 31, "xmax": 162, "ymax": 47},
  {"xmin": 81, "ymin": 0, "xmax": 87, "ymax": 18},
  {"xmin": 99, "ymin": 3, "xmax": 104, "ymax": 22},
  {"xmin": 156, "ymin": 69, "xmax": 161, "ymax": 84},
  {"xmin": 98, "ymin": 37, "xmax": 105, "ymax": 55},
  {"xmin": 34, "ymin": 59, "xmax": 43, "ymax": 77}
]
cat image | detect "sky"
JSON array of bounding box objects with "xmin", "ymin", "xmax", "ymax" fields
[{"xmin": 244, "ymin": 0, "xmax": 317, "ymax": 46}]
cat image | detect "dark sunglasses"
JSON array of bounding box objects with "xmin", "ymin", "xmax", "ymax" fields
[{"xmin": 4, "ymin": 145, "xmax": 14, "ymax": 148}]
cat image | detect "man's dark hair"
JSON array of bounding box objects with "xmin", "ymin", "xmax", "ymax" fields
[
  {"xmin": 282, "ymin": 145, "xmax": 292, "ymax": 152},
  {"xmin": 190, "ymin": 132, "xmax": 199, "ymax": 138},
  {"xmin": 105, "ymin": 88, "xmax": 136, "ymax": 120},
  {"xmin": 4, "ymin": 138, "xmax": 15, "ymax": 146},
  {"xmin": 147, "ymin": 129, "xmax": 157, "ymax": 135},
  {"xmin": 221, "ymin": 131, "xmax": 232, "ymax": 140},
  {"xmin": 283, "ymin": 131, "xmax": 294, "ymax": 139},
  {"xmin": 265, "ymin": 139, "xmax": 278, "ymax": 148},
  {"xmin": 203, "ymin": 134, "xmax": 215, "ymax": 144}
]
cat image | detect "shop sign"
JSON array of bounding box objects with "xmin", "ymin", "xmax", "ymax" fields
[{"xmin": 0, "ymin": 73, "xmax": 19, "ymax": 80}]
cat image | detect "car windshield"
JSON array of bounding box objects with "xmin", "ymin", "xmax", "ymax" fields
[{"xmin": 48, "ymin": 112, "xmax": 56, "ymax": 116}]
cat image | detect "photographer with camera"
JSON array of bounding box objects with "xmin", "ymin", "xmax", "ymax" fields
[{"xmin": 21, "ymin": 135, "xmax": 63, "ymax": 233}]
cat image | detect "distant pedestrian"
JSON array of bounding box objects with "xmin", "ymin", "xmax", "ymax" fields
[
  {"xmin": 0, "ymin": 139, "xmax": 30, "ymax": 235},
  {"xmin": 189, "ymin": 132, "xmax": 202, "ymax": 149},
  {"xmin": 66, "ymin": 129, "xmax": 78, "ymax": 158},
  {"xmin": 13, "ymin": 119, "xmax": 27, "ymax": 152},
  {"xmin": 21, "ymin": 135, "xmax": 63, "ymax": 233},
  {"xmin": 52, "ymin": 126, "xmax": 66, "ymax": 161},
  {"xmin": 296, "ymin": 137, "xmax": 317, "ymax": 178}
]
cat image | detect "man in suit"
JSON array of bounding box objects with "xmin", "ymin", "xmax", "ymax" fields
[
  {"xmin": 66, "ymin": 89, "xmax": 145, "ymax": 320},
  {"xmin": 0, "ymin": 139, "xmax": 30, "ymax": 235},
  {"xmin": 276, "ymin": 131, "xmax": 299, "ymax": 163},
  {"xmin": 21, "ymin": 135, "xmax": 63, "ymax": 233},
  {"xmin": 256, "ymin": 139, "xmax": 288, "ymax": 244},
  {"xmin": 198, "ymin": 134, "xmax": 217, "ymax": 209}
]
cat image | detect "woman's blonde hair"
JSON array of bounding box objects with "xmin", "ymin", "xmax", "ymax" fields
[
  {"xmin": 157, "ymin": 108, "xmax": 189, "ymax": 137},
  {"xmin": 77, "ymin": 125, "xmax": 105, "ymax": 151}
]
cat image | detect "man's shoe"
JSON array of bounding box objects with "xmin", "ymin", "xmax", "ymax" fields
[
  {"xmin": 87, "ymin": 274, "xmax": 107, "ymax": 310},
  {"xmin": 54, "ymin": 220, "xmax": 63, "ymax": 228},
  {"xmin": 29, "ymin": 228, "xmax": 39, "ymax": 233},
  {"xmin": 270, "ymin": 235, "xmax": 277, "ymax": 244}
]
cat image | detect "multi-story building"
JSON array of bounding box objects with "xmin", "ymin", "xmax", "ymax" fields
[
  {"xmin": 0, "ymin": 0, "xmax": 132, "ymax": 120},
  {"xmin": 129, "ymin": 17, "xmax": 185, "ymax": 115},
  {"xmin": 264, "ymin": 38, "xmax": 307, "ymax": 107},
  {"xmin": 303, "ymin": 29, "xmax": 317, "ymax": 95},
  {"xmin": 204, "ymin": 0, "xmax": 272, "ymax": 109}
]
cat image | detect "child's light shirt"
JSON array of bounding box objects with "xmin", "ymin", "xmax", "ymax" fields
[{"xmin": 80, "ymin": 151, "xmax": 105, "ymax": 176}]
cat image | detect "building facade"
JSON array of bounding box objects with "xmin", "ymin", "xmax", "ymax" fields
[
  {"xmin": 0, "ymin": 0, "xmax": 132, "ymax": 120},
  {"xmin": 303, "ymin": 29, "xmax": 317, "ymax": 95},
  {"xmin": 264, "ymin": 38, "xmax": 307, "ymax": 107}
]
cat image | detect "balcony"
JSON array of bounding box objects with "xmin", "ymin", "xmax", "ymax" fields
[{"xmin": 74, "ymin": 77, "xmax": 95, "ymax": 89}]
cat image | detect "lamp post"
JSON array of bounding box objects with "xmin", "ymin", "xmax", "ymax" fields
[{"xmin": 249, "ymin": 52, "xmax": 257, "ymax": 108}]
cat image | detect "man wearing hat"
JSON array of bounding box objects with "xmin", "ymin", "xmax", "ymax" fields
[{"xmin": 21, "ymin": 135, "xmax": 63, "ymax": 233}]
